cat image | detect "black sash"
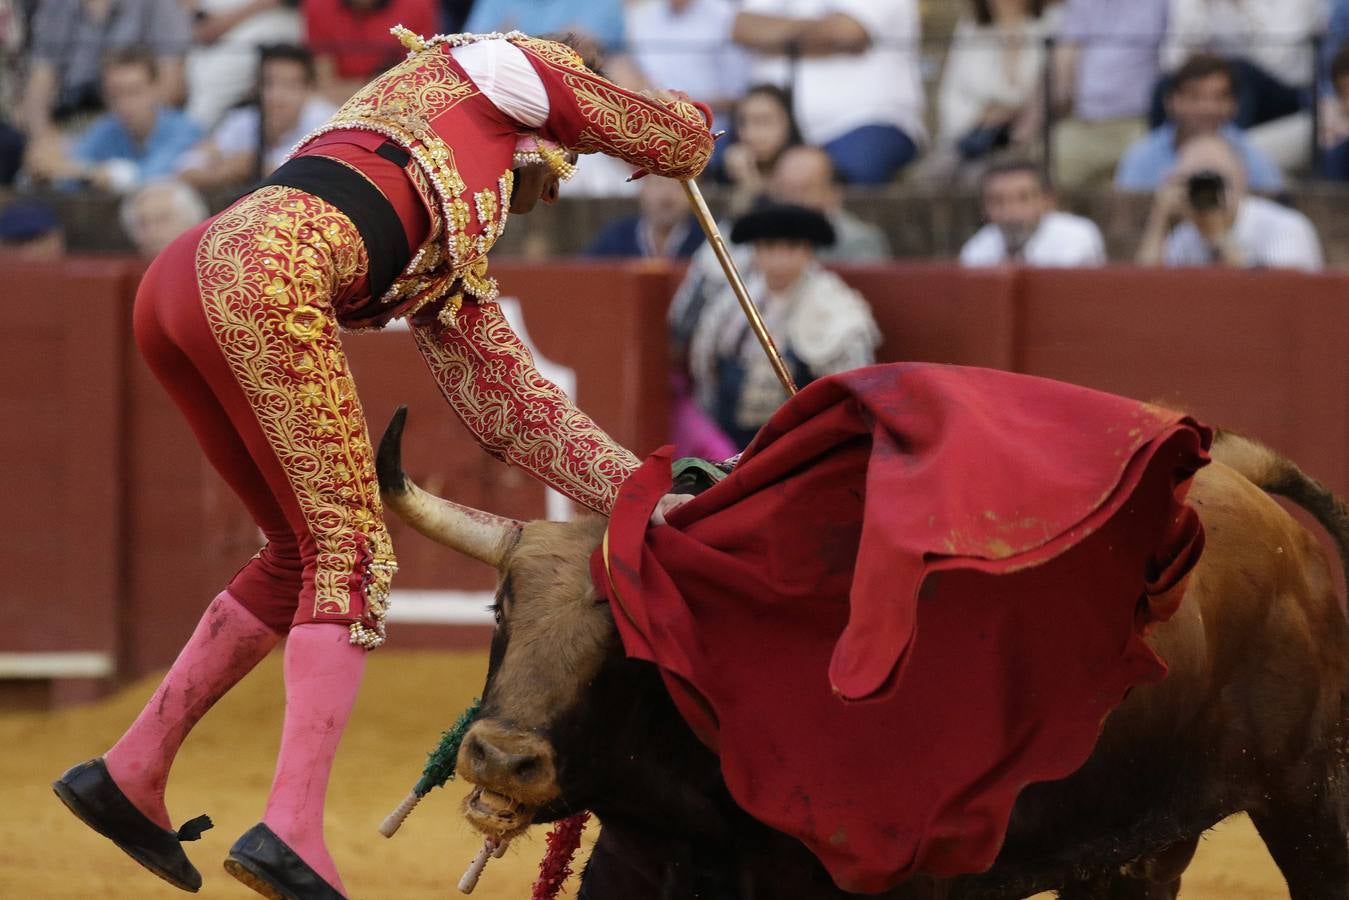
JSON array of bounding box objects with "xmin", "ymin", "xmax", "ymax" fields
[{"xmin": 259, "ymin": 149, "xmax": 411, "ymax": 301}]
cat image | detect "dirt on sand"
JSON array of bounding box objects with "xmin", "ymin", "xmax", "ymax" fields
[{"xmin": 0, "ymin": 651, "xmax": 1287, "ymax": 899}]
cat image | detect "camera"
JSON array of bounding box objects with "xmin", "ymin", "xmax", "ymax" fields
[{"xmin": 1187, "ymin": 171, "xmax": 1226, "ymax": 213}]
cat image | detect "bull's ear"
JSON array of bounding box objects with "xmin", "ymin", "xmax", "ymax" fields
[{"xmin": 377, "ymin": 406, "xmax": 522, "ymax": 568}]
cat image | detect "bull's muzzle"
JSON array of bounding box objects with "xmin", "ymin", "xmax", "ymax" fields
[{"xmin": 456, "ymin": 720, "xmax": 561, "ymax": 839}]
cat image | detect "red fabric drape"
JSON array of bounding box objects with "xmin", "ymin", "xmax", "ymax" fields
[{"xmin": 592, "ymin": 363, "xmax": 1210, "ymax": 893}]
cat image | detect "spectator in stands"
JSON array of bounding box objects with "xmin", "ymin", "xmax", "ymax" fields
[
  {"xmin": 626, "ymin": 0, "xmax": 750, "ymax": 127},
  {"xmin": 1136, "ymin": 134, "xmax": 1322, "ymax": 271},
  {"xmin": 21, "ymin": 0, "xmax": 192, "ymax": 138},
  {"xmin": 586, "ymin": 176, "xmax": 705, "ymax": 259},
  {"xmin": 714, "ymin": 84, "xmax": 802, "ymax": 214},
  {"xmin": 930, "ymin": 0, "xmax": 1058, "ymax": 182},
  {"xmin": 1116, "ymin": 54, "xmax": 1283, "ymax": 193},
  {"xmin": 26, "ymin": 49, "xmax": 203, "ymax": 194},
  {"xmin": 184, "ymin": 0, "xmax": 303, "ymax": 128},
  {"xmin": 1049, "ymin": 0, "xmax": 1169, "ymax": 189},
  {"xmin": 961, "ymin": 159, "xmax": 1106, "ymax": 267},
  {"xmin": 179, "ymin": 45, "xmax": 335, "ymax": 190},
  {"xmin": 686, "ymin": 202, "xmax": 880, "ymax": 448},
  {"xmin": 305, "ymin": 0, "xmax": 440, "ymax": 103},
  {"xmin": 119, "ymin": 179, "xmax": 209, "ymax": 258},
  {"xmin": 466, "ymin": 0, "xmax": 626, "ymax": 54},
  {"xmin": 1327, "ymin": 46, "xmax": 1349, "ymax": 180},
  {"xmin": 732, "ymin": 0, "xmax": 926, "ymax": 184},
  {"xmin": 770, "ymin": 145, "xmax": 891, "ymax": 261},
  {"xmin": 0, "ymin": 198, "xmax": 65, "ymax": 260},
  {"xmin": 667, "ymin": 147, "xmax": 888, "ymax": 407},
  {"xmin": 1161, "ymin": 0, "xmax": 1323, "ymax": 131}
]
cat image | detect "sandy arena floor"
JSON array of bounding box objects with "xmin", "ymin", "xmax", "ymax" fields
[{"xmin": 0, "ymin": 651, "xmax": 1288, "ymax": 899}]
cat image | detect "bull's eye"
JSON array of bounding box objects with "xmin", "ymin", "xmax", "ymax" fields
[{"xmin": 487, "ymin": 600, "xmax": 503, "ymax": 625}]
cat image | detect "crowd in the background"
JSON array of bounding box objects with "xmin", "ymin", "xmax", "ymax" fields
[
  {"xmin": 1, "ymin": 0, "xmax": 1348, "ymax": 448},
  {"xmin": 1, "ymin": 0, "xmax": 1345, "ymax": 250}
]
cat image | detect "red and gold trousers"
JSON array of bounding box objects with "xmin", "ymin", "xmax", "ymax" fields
[
  {"xmin": 135, "ymin": 186, "xmax": 396, "ymax": 647},
  {"xmin": 137, "ymin": 175, "xmax": 641, "ymax": 649}
]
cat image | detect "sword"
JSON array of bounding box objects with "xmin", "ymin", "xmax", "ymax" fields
[
  {"xmin": 627, "ymin": 121, "xmax": 797, "ymax": 396},
  {"xmin": 680, "ymin": 178, "xmax": 799, "ymax": 396}
]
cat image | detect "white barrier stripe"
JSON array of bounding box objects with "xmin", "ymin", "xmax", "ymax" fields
[
  {"xmin": 386, "ymin": 590, "xmax": 496, "ymax": 625},
  {"xmin": 0, "ymin": 652, "xmax": 116, "ymax": 679}
]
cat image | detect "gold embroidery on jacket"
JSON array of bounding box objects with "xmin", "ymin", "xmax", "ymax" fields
[
  {"xmin": 412, "ymin": 300, "xmax": 639, "ymax": 513},
  {"xmin": 474, "ymin": 188, "xmax": 498, "ymax": 247},
  {"xmin": 373, "ymin": 162, "xmax": 456, "ymax": 323},
  {"xmin": 510, "ymin": 35, "xmax": 590, "ymax": 72},
  {"xmin": 289, "ymin": 30, "xmax": 709, "ymax": 326},
  {"xmin": 195, "ymin": 186, "xmax": 397, "ymax": 648},
  {"xmin": 288, "ymin": 45, "xmax": 485, "ymax": 319},
  {"xmin": 560, "ymin": 73, "xmax": 712, "ymax": 179}
]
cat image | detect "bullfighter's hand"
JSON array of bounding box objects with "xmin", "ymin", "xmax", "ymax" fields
[{"xmin": 650, "ymin": 493, "xmax": 695, "ymax": 526}]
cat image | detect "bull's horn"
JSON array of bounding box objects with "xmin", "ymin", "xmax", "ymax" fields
[{"xmin": 377, "ymin": 406, "xmax": 521, "ymax": 567}]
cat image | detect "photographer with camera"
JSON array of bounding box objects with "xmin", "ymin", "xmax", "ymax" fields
[{"xmin": 1136, "ymin": 134, "xmax": 1322, "ymax": 272}]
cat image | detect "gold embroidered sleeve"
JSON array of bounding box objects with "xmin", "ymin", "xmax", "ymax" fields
[
  {"xmin": 411, "ymin": 299, "xmax": 640, "ymax": 514},
  {"xmin": 511, "ymin": 36, "xmax": 715, "ymax": 180}
]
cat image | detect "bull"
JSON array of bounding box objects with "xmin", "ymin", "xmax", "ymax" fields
[{"xmin": 377, "ymin": 409, "xmax": 1349, "ymax": 899}]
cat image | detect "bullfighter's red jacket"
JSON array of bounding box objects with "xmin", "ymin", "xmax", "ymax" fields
[{"xmin": 293, "ymin": 29, "xmax": 715, "ymax": 512}]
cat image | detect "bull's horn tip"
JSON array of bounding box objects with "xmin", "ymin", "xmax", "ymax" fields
[{"xmin": 377, "ymin": 406, "xmax": 411, "ymax": 495}]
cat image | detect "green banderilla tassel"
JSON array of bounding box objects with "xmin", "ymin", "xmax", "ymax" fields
[{"xmin": 379, "ymin": 697, "xmax": 482, "ymax": 837}]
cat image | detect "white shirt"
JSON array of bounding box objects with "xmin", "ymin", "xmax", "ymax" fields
[
  {"xmin": 1163, "ymin": 0, "xmax": 1326, "ymax": 88},
  {"xmin": 627, "ymin": 0, "xmax": 750, "ymax": 107},
  {"xmin": 1164, "ymin": 195, "xmax": 1323, "ymax": 272},
  {"xmin": 937, "ymin": 11, "xmax": 1058, "ymax": 144},
  {"xmin": 960, "ymin": 211, "xmax": 1107, "ymax": 267},
  {"xmin": 740, "ymin": 0, "xmax": 926, "ymax": 146},
  {"xmin": 450, "ymin": 39, "xmax": 551, "ymax": 127}
]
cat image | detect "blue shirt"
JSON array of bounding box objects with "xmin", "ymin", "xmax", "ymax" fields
[
  {"xmin": 465, "ymin": 0, "xmax": 624, "ymax": 52},
  {"xmin": 69, "ymin": 107, "xmax": 202, "ymax": 188},
  {"xmin": 585, "ymin": 215, "xmax": 704, "ymax": 259},
  {"xmin": 1114, "ymin": 124, "xmax": 1284, "ymax": 192}
]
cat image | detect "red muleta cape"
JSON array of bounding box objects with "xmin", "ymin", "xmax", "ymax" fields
[{"xmin": 591, "ymin": 363, "xmax": 1210, "ymax": 894}]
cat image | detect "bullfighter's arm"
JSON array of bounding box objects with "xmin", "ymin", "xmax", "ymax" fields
[
  {"xmin": 509, "ymin": 36, "xmax": 716, "ymax": 180},
  {"xmin": 409, "ymin": 297, "xmax": 639, "ymax": 514}
]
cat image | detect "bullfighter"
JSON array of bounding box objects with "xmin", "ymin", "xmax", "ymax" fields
[{"xmin": 52, "ymin": 28, "xmax": 713, "ymax": 900}]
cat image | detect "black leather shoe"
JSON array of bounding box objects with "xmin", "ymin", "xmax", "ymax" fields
[
  {"xmin": 52, "ymin": 758, "xmax": 212, "ymax": 893},
  {"xmin": 225, "ymin": 823, "xmax": 347, "ymax": 900}
]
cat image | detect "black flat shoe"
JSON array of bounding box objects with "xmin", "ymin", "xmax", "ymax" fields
[
  {"xmin": 52, "ymin": 758, "xmax": 212, "ymax": 893},
  {"xmin": 225, "ymin": 823, "xmax": 347, "ymax": 900}
]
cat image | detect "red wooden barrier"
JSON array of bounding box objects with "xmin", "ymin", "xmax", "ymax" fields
[{"xmin": 0, "ymin": 260, "xmax": 137, "ymax": 703}]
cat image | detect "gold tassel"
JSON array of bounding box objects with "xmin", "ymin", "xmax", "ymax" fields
[{"xmin": 391, "ymin": 25, "xmax": 427, "ymax": 53}]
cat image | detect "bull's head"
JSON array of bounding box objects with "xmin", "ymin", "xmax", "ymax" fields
[
  {"xmin": 377, "ymin": 411, "xmax": 900, "ymax": 897},
  {"xmin": 377, "ymin": 408, "xmax": 636, "ymax": 840}
]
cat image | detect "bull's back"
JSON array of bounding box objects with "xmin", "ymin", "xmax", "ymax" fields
[
  {"xmin": 1135, "ymin": 462, "xmax": 1347, "ymax": 745},
  {"xmin": 993, "ymin": 461, "xmax": 1348, "ymax": 884}
]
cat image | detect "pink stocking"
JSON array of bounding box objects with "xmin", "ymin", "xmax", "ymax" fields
[
  {"xmin": 262, "ymin": 623, "xmax": 365, "ymax": 894},
  {"xmin": 104, "ymin": 590, "xmax": 281, "ymax": 830}
]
